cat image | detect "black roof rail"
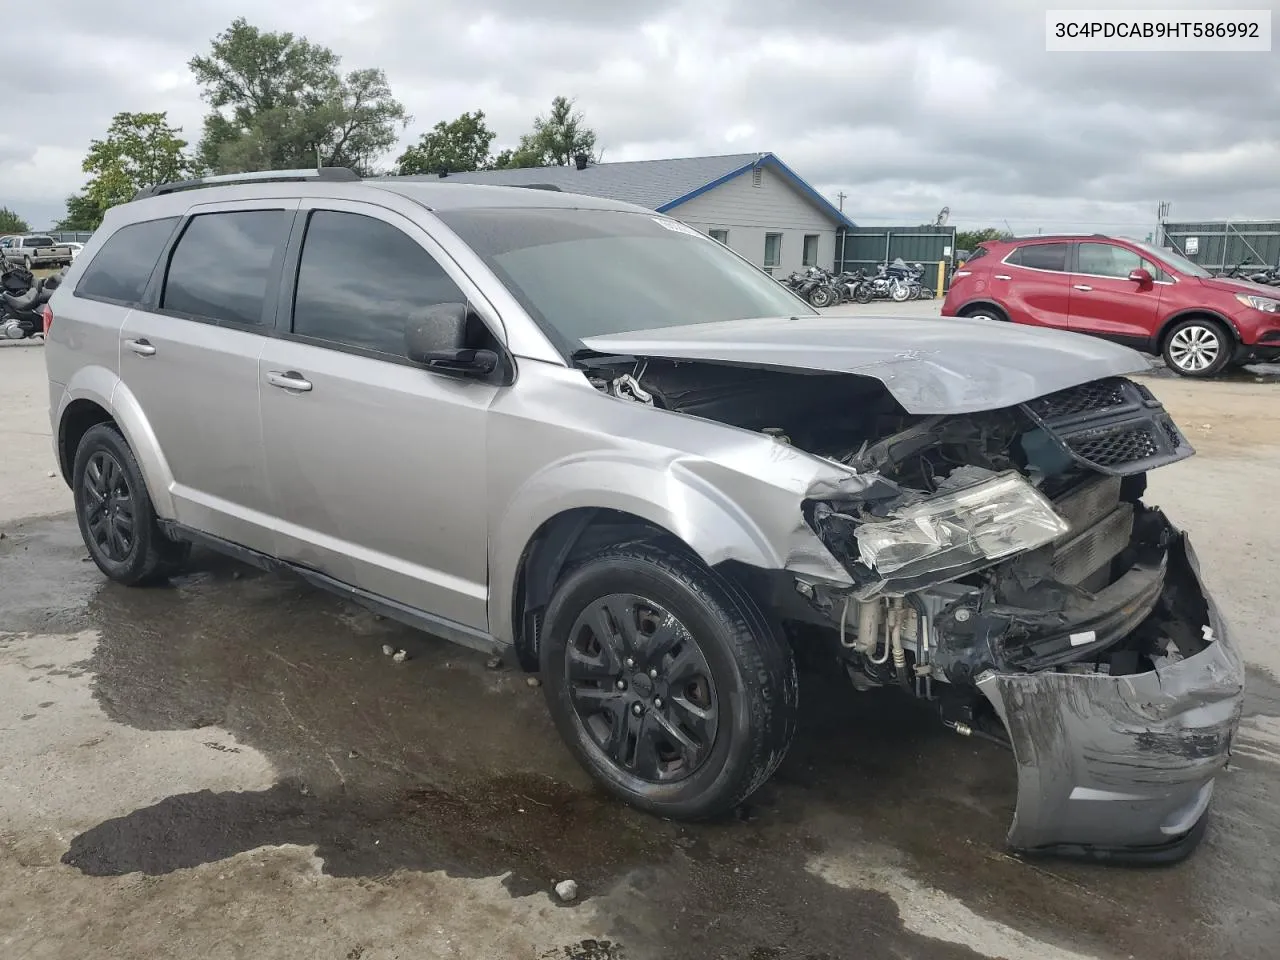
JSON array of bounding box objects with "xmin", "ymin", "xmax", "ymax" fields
[
  {"xmin": 132, "ymin": 167, "xmax": 361, "ymax": 201},
  {"xmin": 512, "ymin": 183, "xmax": 562, "ymax": 192}
]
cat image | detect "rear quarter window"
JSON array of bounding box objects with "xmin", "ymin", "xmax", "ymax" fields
[
  {"xmin": 1007, "ymin": 242, "xmax": 1069, "ymax": 272},
  {"xmin": 75, "ymin": 217, "xmax": 181, "ymax": 305}
]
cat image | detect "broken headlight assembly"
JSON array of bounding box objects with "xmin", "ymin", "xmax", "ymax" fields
[{"xmin": 818, "ymin": 471, "xmax": 1069, "ymax": 597}]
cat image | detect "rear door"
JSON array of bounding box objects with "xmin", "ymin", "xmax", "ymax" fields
[
  {"xmin": 257, "ymin": 199, "xmax": 501, "ymax": 630},
  {"xmin": 991, "ymin": 241, "xmax": 1073, "ymax": 328},
  {"xmin": 1067, "ymin": 241, "xmax": 1165, "ymax": 343},
  {"xmin": 118, "ymin": 199, "xmax": 297, "ymax": 553}
]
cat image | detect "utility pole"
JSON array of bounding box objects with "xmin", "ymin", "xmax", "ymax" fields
[{"xmin": 837, "ymin": 191, "xmax": 847, "ymax": 212}]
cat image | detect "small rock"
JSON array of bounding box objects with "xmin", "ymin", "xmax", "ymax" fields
[
  {"xmin": 1201, "ymin": 423, "xmax": 1212, "ymax": 430},
  {"xmin": 348, "ymin": 749, "xmax": 360, "ymax": 759},
  {"xmin": 373, "ymin": 614, "xmax": 385, "ymax": 621},
  {"xmin": 0, "ymin": 531, "xmax": 6, "ymax": 539},
  {"xmin": 392, "ymin": 649, "xmax": 408, "ymax": 663},
  {"xmin": 46, "ymin": 470, "xmax": 56, "ymax": 478},
  {"xmin": 554, "ymin": 879, "xmax": 578, "ymax": 902},
  {"xmin": 526, "ymin": 676, "xmax": 542, "ymax": 688},
  {"xmin": 485, "ymin": 656, "xmax": 503, "ymax": 671},
  {"xmin": 381, "ymin": 644, "xmax": 395, "ymax": 657}
]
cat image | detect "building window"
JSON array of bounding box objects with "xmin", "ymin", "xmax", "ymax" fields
[
  {"xmin": 802, "ymin": 234, "xmax": 819, "ymax": 267},
  {"xmin": 763, "ymin": 233, "xmax": 782, "ymax": 272},
  {"xmin": 708, "ymin": 228, "xmax": 729, "ymax": 244}
]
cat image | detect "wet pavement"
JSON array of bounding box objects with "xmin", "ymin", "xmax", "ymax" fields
[{"xmin": 4, "ymin": 511, "xmax": 1280, "ymax": 959}]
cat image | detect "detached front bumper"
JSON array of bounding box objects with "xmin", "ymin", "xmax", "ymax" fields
[{"xmin": 976, "ymin": 533, "xmax": 1243, "ymax": 863}]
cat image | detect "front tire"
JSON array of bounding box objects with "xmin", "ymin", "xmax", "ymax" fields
[
  {"xmin": 808, "ymin": 286, "xmax": 833, "ymax": 308},
  {"xmin": 73, "ymin": 423, "xmax": 189, "ymax": 585},
  {"xmin": 1163, "ymin": 318, "xmax": 1231, "ymax": 378},
  {"xmin": 540, "ymin": 543, "xmax": 798, "ymax": 820}
]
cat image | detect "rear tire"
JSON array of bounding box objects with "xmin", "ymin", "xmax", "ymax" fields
[
  {"xmin": 1162, "ymin": 318, "xmax": 1232, "ymax": 378},
  {"xmin": 540, "ymin": 542, "xmax": 798, "ymax": 820},
  {"xmin": 960, "ymin": 304, "xmax": 1008, "ymax": 323},
  {"xmin": 73, "ymin": 423, "xmax": 190, "ymax": 586}
]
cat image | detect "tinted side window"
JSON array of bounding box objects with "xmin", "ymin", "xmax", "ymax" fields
[
  {"xmin": 291, "ymin": 210, "xmax": 467, "ymax": 357},
  {"xmin": 162, "ymin": 211, "xmax": 291, "ymax": 326},
  {"xmin": 1077, "ymin": 242, "xmax": 1143, "ymax": 278},
  {"xmin": 75, "ymin": 217, "xmax": 180, "ymax": 304},
  {"xmin": 1010, "ymin": 242, "xmax": 1068, "ymax": 272}
]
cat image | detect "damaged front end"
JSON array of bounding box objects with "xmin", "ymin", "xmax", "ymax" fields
[
  {"xmin": 587, "ymin": 357, "xmax": 1242, "ymax": 861},
  {"xmin": 802, "ymin": 375, "xmax": 1243, "ymax": 861}
]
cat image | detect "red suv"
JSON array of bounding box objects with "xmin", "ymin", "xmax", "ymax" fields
[{"xmin": 941, "ymin": 234, "xmax": 1280, "ymax": 377}]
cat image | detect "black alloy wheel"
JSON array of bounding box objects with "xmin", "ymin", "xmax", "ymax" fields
[
  {"xmin": 81, "ymin": 450, "xmax": 135, "ymax": 563},
  {"xmin": 564, "ymin": 593, "xmax": 718, "ymax": 783},
  {"xmin": 73, "ymin": 423, "xmax": 190, "ymax": 585},
  {"xmin": 540, "ymin": 542, "xmax": 797, "ymax": 819}
]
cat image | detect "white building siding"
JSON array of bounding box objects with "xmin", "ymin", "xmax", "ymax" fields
[{"xmin": 671, "ymin": 165, "xmax": 838, "ymax": 276}]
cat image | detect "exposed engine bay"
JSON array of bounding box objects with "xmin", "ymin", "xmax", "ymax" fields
[{"xmin": 585, "ymin": 355, "xmax": 1243, "ymax": 859}]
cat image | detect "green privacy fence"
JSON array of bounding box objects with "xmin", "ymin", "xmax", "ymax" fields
[
  {"xmin": 1158, "ymin": 220, "xmax": 1280, "ymax": 272},
  {"xmin": 834, "ymin": 225, "xmax": 959, "ymax": 290}
]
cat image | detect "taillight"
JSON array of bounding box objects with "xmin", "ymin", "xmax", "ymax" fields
[{"xmin": 41, "ymin": 303, "xmax": 53, "ymax": 334}]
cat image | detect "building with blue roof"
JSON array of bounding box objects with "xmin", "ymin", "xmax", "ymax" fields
[{"xmin": 397, "ymin": 152, "xmax": 853, "ymax": 277}]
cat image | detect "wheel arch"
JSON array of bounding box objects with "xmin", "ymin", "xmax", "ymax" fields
[
  {"xmin": 57, "ymin": 369, "xmax": 177, "ymax": 517},
  {"xmin": 508, "ymin": 508, "xmax": 702, "ymax": 670},
  {"xmin": 1155, "ymin": 308, "xmax": 1240, "ymax": 352},
  {"xmin": 955, "ymin": 299, "xmax": 1010, "ymax": 322}
]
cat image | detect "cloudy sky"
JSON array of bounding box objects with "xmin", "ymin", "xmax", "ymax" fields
[{"xmin": 3, "ymin": 0, "xmax": 1277, "ymax": 237}]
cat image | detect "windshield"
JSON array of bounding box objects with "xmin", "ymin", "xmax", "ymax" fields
[
  {"xmin": 1130, "ymin": 240, "xmax": 1211, "ymax": 278},
  {"xmin": 435, "ymin": 207, "xmax": 814, "ymax": 350}
]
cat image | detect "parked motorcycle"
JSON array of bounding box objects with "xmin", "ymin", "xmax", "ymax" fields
[{"xmin": 1, "ymin": 263, "xmax": 61, "ymax": 340}]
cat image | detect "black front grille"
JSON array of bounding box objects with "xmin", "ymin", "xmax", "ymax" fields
[
  {"xmin": 1067, "ymin": 427, "xmax": 1158, "ymax": 467},
  {"xmin": 1025, "ymin": 378, "xmax": 1129, "ymax": 420},
  {"xmin": 1020, "ymin": 376, "xmax": 1194, "ymax": 476}
]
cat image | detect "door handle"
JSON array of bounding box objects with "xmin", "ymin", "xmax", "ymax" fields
[
  {"xmin": 994, "ymin": 274, "xmax": 1012, "ymax": 281},
  {"xmin": 1073, "ymin": 284, "xmax": 1093, "ymax": 291},
  {"xmin": 267, "ymin": 370, "xmax": 313, "ymax": 392},
  {"xmin": 125, "ymin": 338, "xmax": 156, "ymax": 357}
]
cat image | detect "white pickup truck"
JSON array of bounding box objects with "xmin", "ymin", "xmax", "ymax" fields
[{"xmin": 0, "ymin": 235, "xmax": 75, "ymax": 269}]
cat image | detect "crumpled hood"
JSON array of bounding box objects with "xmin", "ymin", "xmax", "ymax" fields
[{"xmin": 581, "ymin": 314, "xmax": 1147, "ymax": 415}]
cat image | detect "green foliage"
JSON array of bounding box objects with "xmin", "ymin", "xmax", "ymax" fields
[
  {"xmin": 492, "ymin": 96, "xmax": 599, "ymax": 169},
  {"xmin": 397, "ymin": 111, "xmax": 497, "ymax": 175},
  {"xmin": 0, "ymin": 207, "xmax": 29, "ymax": 234},
  {"xmin": 190, "ymin": 18, "xmax": 408, "ymax": 175},
  {"xmin": 956, "ymin": 227, "xmax": 1012, "ymax": 251},
  {"xmin": 59, "ymin": 111, "xmax": 192, "ymax": 230}
]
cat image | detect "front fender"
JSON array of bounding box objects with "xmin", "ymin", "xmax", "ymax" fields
[
  {"xmin": 58, "ymin": 365, "xmax": 177, "ymax": 519},
  {"xmin": 488, "ymin": 449, "xmax": 855, "ymax": 646}
]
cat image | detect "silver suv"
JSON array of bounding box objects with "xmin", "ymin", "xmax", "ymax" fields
[{"xmin": 46, "ymin": 168, "xmax": 1242, "ymax": 860}]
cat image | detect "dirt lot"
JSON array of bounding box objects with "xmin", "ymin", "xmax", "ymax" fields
[{"xmin": 3, "ymin": 337, "xmax": 1279, "ymax": 960}]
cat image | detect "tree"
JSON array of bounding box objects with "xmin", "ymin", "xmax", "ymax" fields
[
  {"xmin": 55, "ymin": 194, "xmax": 103, "ymax": 232},
  {"xmin": 956, "ymin": 227, "xmax": 1012, "ymax": 250},
  {"xmin": 0, "ymin": 207, "xmax": 29, "ymax": 234},
  {"xmin": 397, "ymin": 110, "xmax": 497, "ymax": 175},
  {"xmin": 59, "ymin": 111, "xmax": 192, "ymax": 230},
  {"xmin": 189, "ymin": 18, "xmax": 408, "ymax": 175},
  {"xmin": 492, "ymin": 95, "xmax": 599, "ymax": 169}
]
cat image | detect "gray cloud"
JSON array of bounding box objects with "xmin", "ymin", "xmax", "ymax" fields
[{"xmin": 2, "ymin": 0, "xmax": 1276, "ymax": 236}]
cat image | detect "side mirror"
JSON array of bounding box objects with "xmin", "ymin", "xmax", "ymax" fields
[
  {"xmin": 405, "ymin": 302, "xmax": 499, "ymax": 378},
  {"xmin": 1128, "ymin": 267, "xmax": 1153, "ymax": 286}
]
